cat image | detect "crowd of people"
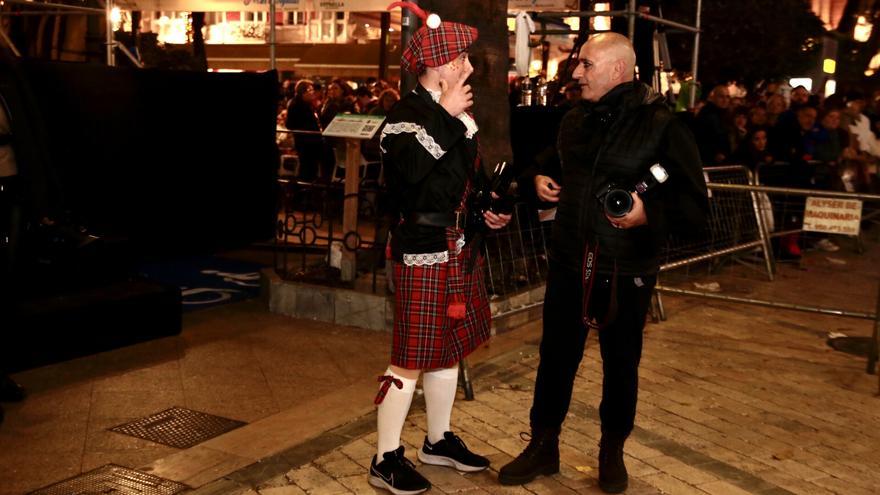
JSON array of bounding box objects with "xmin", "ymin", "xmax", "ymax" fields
[
  {"xmin": 274, "ymin": 71, "xmax": 880, "ymax": 265},
  {"xmin": 277, "ymin": 73, "xmax": 880, "ymax": 198},
  {"xmin": 276, "ymin": 76, "xmax": 400, "ymax": 182},
  {"xmin": 691, "ymin": 83, "xmax": 880, "ymax": 195}
]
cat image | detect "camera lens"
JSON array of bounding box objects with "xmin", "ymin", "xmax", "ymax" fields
[{"xmin": 604, "ymin": 189, "xmax": 633, "ymax": 218}]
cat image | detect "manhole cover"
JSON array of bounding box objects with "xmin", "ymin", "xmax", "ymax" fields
[
  {"xmin": 28, "ymin": 464, "xmax": 187, "ymax": 495},
  {"xmin": 110, "ymin": 406, "xmax": 246, "ymax": 449}
]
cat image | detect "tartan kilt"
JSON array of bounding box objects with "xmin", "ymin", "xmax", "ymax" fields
[{"xmin": 391, "ymin": 244, "xmax": 491, "ymax": 370}]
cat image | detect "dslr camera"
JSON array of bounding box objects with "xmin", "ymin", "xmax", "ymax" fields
[
  {"xmin": 596, "ymin": 163, "xmax": 668, "ymax": 218},
  {"xmin": 468, "ymin": 161, "xmax": 516, "ymax": 226}
]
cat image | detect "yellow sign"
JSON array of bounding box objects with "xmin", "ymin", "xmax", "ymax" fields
[
  {"xmin": 823, "ymin": 58, "xmax": 836, "ymax": 74},
  {"xmin": 803, "ymin": 197, "xmax": 862, "ymax": 236}
]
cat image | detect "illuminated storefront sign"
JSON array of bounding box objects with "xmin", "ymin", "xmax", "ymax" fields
[
  {"xmin": 508, "ymin": 0, "xmax": 579, "ymax": 11},
  {"xmin": 123, "ymin": 0, "xmax": 388, "ymax": 11}
]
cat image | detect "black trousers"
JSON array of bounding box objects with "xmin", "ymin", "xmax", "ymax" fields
[{"xmin": 530, "ymin": 261, "xmax": 656, "ymax": 437}]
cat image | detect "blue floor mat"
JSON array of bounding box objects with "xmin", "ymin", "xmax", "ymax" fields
[{"xmin": 137, "ymin": 256, "xmax": 266, "ymax": 311}]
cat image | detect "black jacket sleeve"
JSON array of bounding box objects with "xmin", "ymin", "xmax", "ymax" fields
[
  {"xmin": 643, "ymin": 116, "xmax": 709, "ymax": 242},
  {"xmin": 381, "ymin": 104, "xmax": 468, "ymax": 185}
]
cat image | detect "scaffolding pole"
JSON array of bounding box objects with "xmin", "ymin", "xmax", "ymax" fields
[
  {"xmin": 627, "ymin": 0, "xmax": 636, "ymax": 40},
  {"xmin": 689, "ymin": 0, "xmax": 702, "ymax": 108},
  {"xmin": 2, "ymin": 0, "xmax": 104, "ymax": 14},
  {"xmin": 0, "ymin": 27, "xmax": 21, "ymax": 57},
  {"xmin": 105, "ymin": 0, "xmax": 115, "ymax": 66},
  {"xmin": 269, "ymin": 0, "xmax": 277, "ymax": 72},
  {"xmin": 527, "ymin": 2, "xmax": 702, "ymax": 105}
]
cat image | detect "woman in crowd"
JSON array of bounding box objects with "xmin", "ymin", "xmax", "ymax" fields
[
  {"xmin": 285, "ymin": 80, "xmax": 333, "ymax": 182},
  {"xmin": 362, "ymin": 88, "xmax": 401, "ymax": 165},
  {"xmin": 733, "ymin": 126, "xmax": 774, "ymax": 170}
]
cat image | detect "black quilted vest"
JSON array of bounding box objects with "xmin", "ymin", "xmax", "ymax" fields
[{"xmin": 551, "ymin": 81, "xmax": 673, "ymax": 275}]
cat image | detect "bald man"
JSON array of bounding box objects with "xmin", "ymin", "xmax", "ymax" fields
[{"xmin": 499, "ymin": 33, "xmax": 708, "ymax": 492}]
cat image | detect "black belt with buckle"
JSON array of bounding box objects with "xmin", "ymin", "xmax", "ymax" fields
[{"xmin": 408, "ymin": 211, "xmax": 467, "ymax": 230}]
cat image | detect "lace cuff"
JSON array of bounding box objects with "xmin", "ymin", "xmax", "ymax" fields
[
  {"xmin": 401, "ymin": 235, "xmax": 465, "ymax": 266},
  {"xmin": 380, "ymin": 122, "xmax": 447, "ymax": 159}
]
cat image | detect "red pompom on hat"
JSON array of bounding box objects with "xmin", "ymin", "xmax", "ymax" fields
[{"xmin": 387, "ymin": 1, "xmax": 478, "ymax": 74}]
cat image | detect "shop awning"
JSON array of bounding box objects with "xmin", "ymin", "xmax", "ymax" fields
[
  {"xmin": 117, "ymin": 0, "xmax": 578, "ymax": 12},
  {"xmin": 117, "ymin": 0, "xmax": 392, "ymax": 12}
]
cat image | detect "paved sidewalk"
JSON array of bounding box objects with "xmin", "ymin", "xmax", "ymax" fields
[
  {"xmin": 4, "ymin": 242, "xmax": 879, "ymax": 495},
  {"xmin": 190, "ymin": 295, "xmax": 880, "ymax": 495}
]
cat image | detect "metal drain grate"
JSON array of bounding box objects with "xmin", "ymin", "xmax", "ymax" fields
[
  {"xmin": 28, "ymin": 464, "xmax": 187, "ymax": 495},
  {"xmin": 110, "ymin": 406, "xmax": 246, "ymax": 449}
]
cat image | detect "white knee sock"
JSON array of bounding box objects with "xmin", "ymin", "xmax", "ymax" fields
[
  {"xmin": 423, "ymin": 365, "xmax": 459, "ymax": 444},
  {"xmin": 376, "ymin": 367, "xmax": 418, "ymax": 458}
]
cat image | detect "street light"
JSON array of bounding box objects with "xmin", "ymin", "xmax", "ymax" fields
[
  {"xmin": 592, "ymin": 2, "xmax": 611, "ymax": 32},
  {"xmin": 854, "ymin": 15, "xmax": 872, "ymax": 43},
  {"xmin": 825, "ymin": 79, "xmax": 836, "ymax": 96},
  {"xmin": 110, "ymin": 7, "xmax": 122, "ymax": 30}
]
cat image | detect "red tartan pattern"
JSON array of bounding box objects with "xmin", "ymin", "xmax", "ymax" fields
[
  {"xmin": 391, "ymin": 244, "xmax": 490, "ymax": 370},
  {"xmin": 401, "ymin": 21, "xmax": 478, "ymax": 74}
]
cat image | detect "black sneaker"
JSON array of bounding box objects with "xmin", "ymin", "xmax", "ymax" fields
[
  {"xmin": 369, "ymin": 446, "xmax": 431, "ymax": 495},
  {"xmin": 418, "ymin": 431, "xmax": 490, "ymax": 472}
]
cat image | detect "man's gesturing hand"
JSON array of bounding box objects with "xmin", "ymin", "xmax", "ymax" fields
[{"xmin": 439, "ymin": 70, "xmax": 473, "ymax": 117}]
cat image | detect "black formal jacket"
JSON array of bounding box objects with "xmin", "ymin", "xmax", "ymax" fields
[
  {"xmin": 530, "ymin": 81, "xmax": 708, "ymax": 275},
  {"xmin": 380, "ymin": 84, "xmax": 486, "ymax": 260}
]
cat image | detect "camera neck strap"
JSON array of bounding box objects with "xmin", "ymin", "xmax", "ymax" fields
[
  {"xmin": 580, "ymin": 99, "xmax": 634, "ymax": 330},
  {"xmin": 581, "ymin": 242, "xmax": 619, "ymax": 330}
]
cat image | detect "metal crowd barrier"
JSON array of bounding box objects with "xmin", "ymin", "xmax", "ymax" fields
[
  {"xmin": 274, "ymin": 178, "xmax": 390, "ymax": 292},
  {"xmin": 273, "ymin": 168, "xmax": 880, "ymax": 387},
  {"xmin": 655, "ymin": 165, "xmax": 880, "ymax": 381},
  {"xmin": 481, "ymin": 202, "xmax": 551, "ymax": 298},
  {"xmin": 272, "ymin": 178, "xmax": 551, "ymax": 298},
  {"xmin": 272, "ymin": 182, "xmax": 547, "ymax": 401}
]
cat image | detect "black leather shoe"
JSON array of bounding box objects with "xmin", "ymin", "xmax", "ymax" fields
[
  {"xmin": 498, "ymin": 427, "xmax": 560, "ymax": 485},
  {"xmin": 0, "ymin": 375, "xmax": 25, "ymax": 402},
  {"xmin": 598, "ymin": 433, "xmax": 628, "ymax": 493}
]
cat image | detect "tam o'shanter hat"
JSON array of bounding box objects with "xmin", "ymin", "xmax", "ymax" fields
[{"xmin": 387, "ymin": 1, "xmax": 478, "ymax": 74}]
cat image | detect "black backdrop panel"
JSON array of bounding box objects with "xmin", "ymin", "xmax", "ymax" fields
[{"xmin": 21, "ymin": 60, "xmax": 277, "ymax": 251}]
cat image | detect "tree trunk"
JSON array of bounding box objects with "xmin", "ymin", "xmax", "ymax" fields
[
  {"xmin": 421, "ymin": 0, "xmax": 512, "ymax": 170},
  {"xmin": 132, "ymin": 11, "xmax": 142, "ymax": 47},
  {"xmin": 191, "ymin": 12, "xmax": 208, "ymax": 72}
]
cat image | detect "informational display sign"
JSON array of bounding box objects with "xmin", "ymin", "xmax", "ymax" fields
[
  {"xmin": 802, "ymin": 197, "xmax": 862, "ymax": 236},
  {"xmin": 508, "ymin": 0, "xmax": 579, "ymax": 11},
  {"xmin": 322, "ymin": 114, "xmax": 385, "ymax": 139}
]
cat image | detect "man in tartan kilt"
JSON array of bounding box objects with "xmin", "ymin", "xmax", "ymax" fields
[{"xmin": 369, "ymin": 3, "xmax": 511, "ymax": 494}]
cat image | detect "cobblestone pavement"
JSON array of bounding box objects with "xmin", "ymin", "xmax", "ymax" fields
[{"xmin": 192, "ymin": 296, "xmax": 880, "ymax": 495}]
